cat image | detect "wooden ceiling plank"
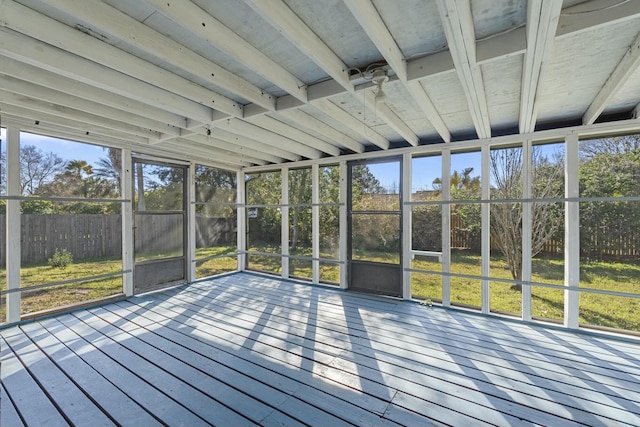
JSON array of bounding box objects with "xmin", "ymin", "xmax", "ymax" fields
[
  {"xmin": 343, "ymin": 0, "xmax": 450, "ymax": 143},
  {"xmin": 211, "ymin": 128, "xmax": 302, "ymax": 162},
  {"xmin": 0, "ymin": 56, "xmax": 188, "ymax": 132},
  {"xmin": 583, "ymin": 31, "xmax": 640, "ymax": 125},
  {"xmin": 218, "ymin": 119, "xmax": 323, "ymax": 159},
  {"xmin": 519, "ymin": 0, "xmax": 562, "ymax": 134},
  {"xmin": 278, "ymin": 109, "xmax": 365, "ymax": 153},
  {"xmin": 43, "ymin": 0, "xmax": 276, "ymax": 112},
  {"xmin": 0, "ymin": 73, "xmax": 178, "ymax": 140},
  {"xmin": 0, "ymin": 102, "xmax": 150, "ymax": 145},
  {"xmin": 247, "ymin": 115, "xmax": 341, "ymax": 157},
  {"xmin": 143, "ymin": 0, "xmax": 308, "ymax": 103},
  {"xmin": 436, "ymin": 0, "xmax": 491, "ymax": 139},
  {"xmin": 312, "ymin": 99, "xmax": 389, "ymax": 150},
  {"xmin": 0, "ymin": 0, "xmax": 243, "ymax": 118},
  {"xmin": 243, "ymin": 0, "xmax": 353, "ymax": 94},
  {"xmin": 0, "ymin": 27, "xmax": 213, "ymax": 125}
]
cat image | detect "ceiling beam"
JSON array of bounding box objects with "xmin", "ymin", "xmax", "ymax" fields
[
  {"xmin": 217, "ymin": 119, "xmax": 324, "ymax": 159},
  {"xmin": 257, "ymin": 0, "xmax": 640, "ymax": 119},
  {"xmin": 210, "ymin": 128, "xmax": 302, "ymax": 162},
  {"xmin": 143, "ymin": 0, "xmax": 308, "ymax": 103},
  {"xmin": 0, "ymin": 0, "xmax": 243, "ymax": 118},
  {"xmin": 519, "ymin": 0, "xmax": 562, "ymax": 133},
  {"xmin": 341, "ymin": 0, "xmax": 450, "ymax": 143},
  {"xmin": 342, "ymin": 0, "xmax": 407, "ymax": 82},
  {"xmin": 0, "ymin": 73, "xmax": 178, "ymax": 140},
  {"xmin": 362, "ymin": 90, "xmax": 419, "ymax": 146},
  {"xmin": 178, "ymin": 133, "xmax": 284, "ymax": 165},
  {"xmin": 0, "ymin": 90, "xmax": 161, "ymax": 142},
  {"xmin": 312, "ymin": 99, "xmax": 389, "ymax": 150},
  {"xmin": 240, "ymin": 0, "xmax": 410, "ymax": 152},
  {"xmin": 242, "ymin": 0, "xmax": 353, "ymax": 94},
  {"xmin": 2, "ymin": 113, "xmax": 241, "ymax": 171},
  {"xmin": 0, "ymin": 102, "xmax": 150, "ymax": 145},
  {"xmin": 436, "ymin": 0, "xmax": 491, "ymax": 139},
  {"xmin": 247, "ymin": 115, "xmax": 341, "ymax": 157},
  {"xmin": 583, "ymin": 31, "xmax": 640, "ymax": 125},
  {"xmin": 41, "ymin": 0, "xmax": 276, "ymax": 112},
  {"xmin": 277, "ymin": 109, "xmax": 365, "ymax": 153},
  {"xmin": 0, "ymin": 56, "xmax": 188, "ymax": 134},
  {"xmin": 0, "ymin": 27, "xmax": 213, "ymax": 125},
  {"xmin": 170, "ymin": 138, "xmax": 262, "ymax": 167}
]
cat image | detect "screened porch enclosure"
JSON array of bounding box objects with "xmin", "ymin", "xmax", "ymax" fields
[{"xmin": 2, "ymin": 0, "xmax": 640, "ymax": 424}]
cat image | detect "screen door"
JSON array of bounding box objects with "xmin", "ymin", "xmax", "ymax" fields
[
  {"xmin": 348, "ymin": 157, "xmax": 403, "ymax": 297},
  {"xmin": 133, "ymin": 159, "xmax": 187, "ymax": 294}
]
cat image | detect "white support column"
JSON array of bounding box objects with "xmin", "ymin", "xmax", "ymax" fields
[
  {"xmin": 402, "ymin": 153, "xmax": 412, "ymax": 299},
  {"xmin": 281, "ymin": 167, "xmax": 289, "ymax": 279},
  {"xmin": 521, "ymin": 140, "xmax": 533, "ymax": 321},
  {"xmin": 5, "ymin": 125, "xmax": 21, "ymax": 322},
  {"xmin": 339, "ymin": 161, "xmax": 348, "ymax": 289},
  {"xmin": 481, "ymin": 145, "xmax": 491, "ymax": 314},
  {"xmin": 564, "ymin": 133, "xmax": 580, "ymax": 329},
  {"xmin": 312, "ymin": 164, "xmax": 320, "ymax": 284},
  {"xmin": 187, "ymin": 162, "xmax": 196, "ymax": 282},
  {"xmin": 121, "ymin": 149, "xmax": 134, "ymax": 296},
  {"xmin": 236, "ymin": 170, "xmax": 246, "ymax": 272},
  {"xmin": 441, "ymin": 149, "xmax": 451, "ymax": 307}
]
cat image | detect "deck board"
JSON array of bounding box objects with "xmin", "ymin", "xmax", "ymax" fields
[{"xmin": 2, "ymin": 272, "xmax": 640, "ymax": 427}]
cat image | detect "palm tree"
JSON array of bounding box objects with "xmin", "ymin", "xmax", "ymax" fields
[{"xmin": 65, "ymin": 160, "xmax": 93, "ymax": 179}]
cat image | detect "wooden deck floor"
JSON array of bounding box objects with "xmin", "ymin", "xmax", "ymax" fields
[{"xmin": 2, "ymin": 272, "xmax": 640, "ymax": 427}]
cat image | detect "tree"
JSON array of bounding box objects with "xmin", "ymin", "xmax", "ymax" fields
[
  {"xmin": 579, "ymin": 147, "xmax": 640, "ymax": 259},
  {"xmin": 490, "ymin": 147, "xmax": 564, "ymax": 288},
  {"xmin": 20, "ymin": 145, "xmax": 65, "ymax": 195},
  {"xmin": 579, "ymin": 135, "xmax": 640, "ymax": 161}
]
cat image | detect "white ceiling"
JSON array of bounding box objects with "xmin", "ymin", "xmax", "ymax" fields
[{"xmin": 1, "ymin": 0, "xmax": 639, "ymax": 170}]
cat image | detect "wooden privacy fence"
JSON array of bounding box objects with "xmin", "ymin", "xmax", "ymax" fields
[{"xmin": 0, "ymin": 214, "xmax": 235, "ymax": 266}]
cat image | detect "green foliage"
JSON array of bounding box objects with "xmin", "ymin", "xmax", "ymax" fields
[
  {"xmin": 21, "ymin": 199, "xmax": 54, "ymax": 214},
  {"xmin": 48, "ymin": 248, "xmax": 74, "ymax": 269},
  {"xmin": 579, "ymin": 147, "xmax": 640, "ymax": 259}
]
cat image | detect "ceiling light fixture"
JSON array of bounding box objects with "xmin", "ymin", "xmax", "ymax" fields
[{"xmin": 371, "ymin": 69, "xmax": 389, "ymax": 103}]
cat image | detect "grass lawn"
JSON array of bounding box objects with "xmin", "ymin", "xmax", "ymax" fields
[
  {"xmin": 412, "ymin": 250, "xmax": 640, "ymax": 331},
  {"xmin": 1, "ymin": 257, "xmax": 123, "ymax": 319},
  {"xmin": 195, "ymin": 245, "xmax": 238, "ymax": 278}
]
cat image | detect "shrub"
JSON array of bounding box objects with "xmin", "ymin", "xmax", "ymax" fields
[{"xmin": 48, "ymin": 249, "xmax": 74, "ymax": 269}]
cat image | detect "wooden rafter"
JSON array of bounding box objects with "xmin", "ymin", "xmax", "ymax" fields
[
  {"xmin": 436, "ymin": 0, "xmax": 491, "ymax": 139},
  {"xmin": 519, "ymin": 0, "xmax": 562, "ymax": 134},
  {"xmin": 343, "ymin": 0, "xmax": 451, "ymax": 143},
  {"xmin": 583, "ymin": 31, "xmax": 640, "ymax": 125}
]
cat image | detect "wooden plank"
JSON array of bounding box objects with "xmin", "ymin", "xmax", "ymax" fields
[
  {"xmin": 1, "ymin": 382, "xmax": 25, "ymax": 427},
  {"xmin": 3, "ymin": 330, "xmax": 116, "ymax": 426},
  {"xmin": 69, "ymin": 310, "xmax": 305, "ymax": 427},
  {"xmin": 209, "ymin": 275, "xmax": 640, "ymax": 370},
  {"xmin": 53, "ymin": 315, "xmax": 249, "ymax": 427},
  {"xmin": 180, "ymin": 281, "xmax": 640, "ymax": 405},
  {"xmin": 211, "ymin": 279, "xmax": 640, "ymax": 399},
  {"xmin": 156, "ymin": 287, "xmax": 627, "ymax": 426},
  {"xmin": 104, "ymin": 301, "xmax": 429, "ymax": 427},
  {"xmin": 36, "ymin": 316, "xmax": 211, "ymax": 427},
  {"xmin": 184, "ymin": 277, "xmax": 640, "ymax": 373},
  {"xmin": 118, "ymin": 296, "xmax": 540, "ymax": 426},
  {"xmin": 19, "ymin": 321, "xmax": 163, "ymax": 427},
  {"xmin": 85, "ymin": 307, "xmax": 380, "ymax": 427},
  {"xmin": 0, "ymin": 335, "xmax": 69, "ymax": 426}
]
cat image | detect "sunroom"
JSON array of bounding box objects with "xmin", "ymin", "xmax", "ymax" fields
[{"xmin": 1, "ymin": 0, "xmax": 640, "ymax": 425}]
